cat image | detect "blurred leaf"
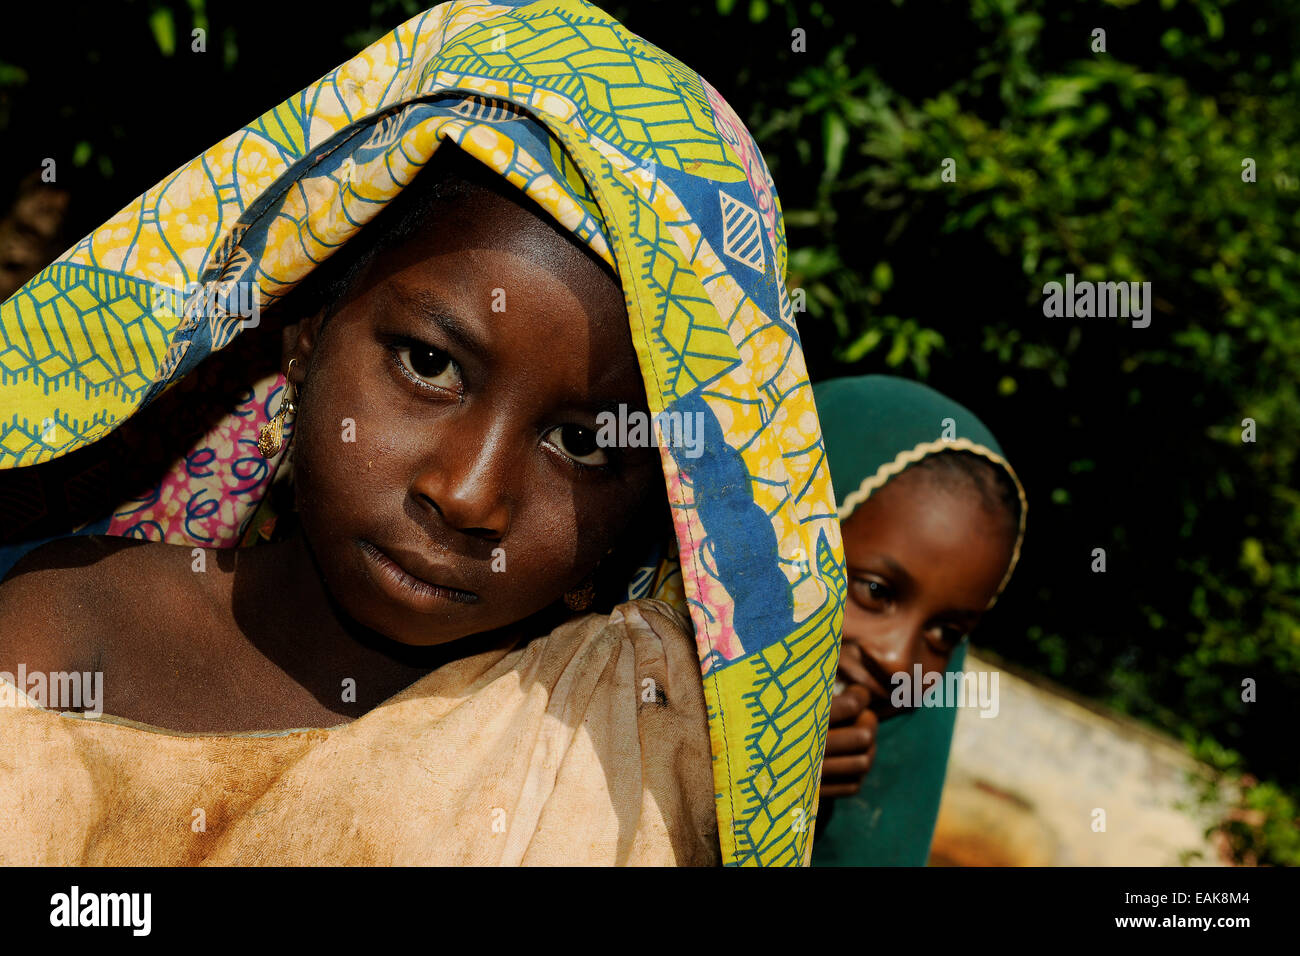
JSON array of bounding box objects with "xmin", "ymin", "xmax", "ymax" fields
[
  {"xmin": 837, "ymin": 326, "xmax": 883, "ymax": 363},
  {"xmin": 822, "ymin": 111, "xmax": 848, "ymax": 184},
  {"xmin": 149, "ymin": 7, "xmax": 176, "ymax": 57}
]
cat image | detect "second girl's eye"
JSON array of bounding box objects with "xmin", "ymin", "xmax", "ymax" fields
[
  {"xmin": 395, "ymin": 342, "xmax": 462, "ymax": 392},
  {"xmin": 850, "ymin": 577, "xmax": 893, "ymax": 609},
  {"xmin": 924, "ymin": 625, "xmax": 968, "ymax": 654},
  {"xmin": 544, "ymin": 424, "xmax": 610, "ymax": 468}
]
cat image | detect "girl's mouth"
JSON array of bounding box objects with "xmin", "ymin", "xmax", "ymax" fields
[{"xmin": 358, "ymin": 539, "xmax": 480, "ymax": 611}]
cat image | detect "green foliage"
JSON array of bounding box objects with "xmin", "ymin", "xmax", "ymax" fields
[
  {"xmin": 684, "ymin": 0, "xmax": 1300, "ymax": 862},
  {"xmin": 1188, "ymin": 736, "xmax": 1300, "ymax": 866},
  {"xmin": 1220, "ymin": 779, "xmax": 1300, "ymax": 866}
]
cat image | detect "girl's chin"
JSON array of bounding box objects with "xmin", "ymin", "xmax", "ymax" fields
[
  {"xmin": 325, "ymin": 582, "xmax": 479, "ymax": 649},
  {"xmin": 354, "ymin": 611, "xmax": 483, "ymax": 651}
]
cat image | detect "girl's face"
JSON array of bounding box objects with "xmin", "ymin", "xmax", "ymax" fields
[
  {"xmin": 286, "ymin": 176, "xmax": 663, "ymax": 647},
  {"xmin": 840, "ymin": 463, "xmax": 1015, "ymax": 719}
]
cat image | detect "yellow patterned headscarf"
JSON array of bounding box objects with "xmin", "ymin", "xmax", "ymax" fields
[{"xmin": 0, "ymin": 0, "xmax": 845, "ymax": 865}]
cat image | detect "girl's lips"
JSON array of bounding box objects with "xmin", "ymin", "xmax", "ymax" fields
[
  {"xmin": 358, "ymin": 539, "xmax": 479, "ymax": 612},
  {"xmin": 842, "ymin": 647, "xmax": 907, "ymax": 720},
  {"xmin": 846, "ymin": 658, "xmax": 893, "ymax": 704}
]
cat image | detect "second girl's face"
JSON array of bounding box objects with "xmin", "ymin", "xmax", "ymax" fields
[
  {"xmin": 287, "ymin": 174, "xmax": 663, "ymax": 647},
  {"xmin": 840, "ymin": 463, "xmax": 1015, "ymax": 719}
]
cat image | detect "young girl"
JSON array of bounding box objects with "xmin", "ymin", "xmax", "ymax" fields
[
  {"xmin": 0, "ymin": 0, "xmax": 844, "ymax": 866},
  {"xmin": 809, "ymin": 374, "xmax": 1027, "ymax": 865}
]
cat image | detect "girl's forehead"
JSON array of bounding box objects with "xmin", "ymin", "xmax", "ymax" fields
[
  {"xmin": 843, "ymin": 470, "xmax": 987, "ymax": 548},
  {"xmin": 344, "ymin": 195, "xmax": 642, "ymax": 405},
  {"xmin": 843, "ymin": 473, "xmax": 1015, "ymax": 594},
  {"xmin": 386, "ymin": 178, "xmax": 622, "ymax": 306}
]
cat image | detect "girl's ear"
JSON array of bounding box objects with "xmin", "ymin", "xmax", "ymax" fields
[{"xmin": 281, "ymin": 309, "xmax": 327, "ymax": 387}]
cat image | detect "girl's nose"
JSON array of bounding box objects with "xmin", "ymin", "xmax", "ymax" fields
[
  {"xmin": 409, "ymin": 419, "xmax": 514, "ymax": 541},
  {"xmin": 859, "ymin": 620, "xmax": 926, "ymax": 683}
]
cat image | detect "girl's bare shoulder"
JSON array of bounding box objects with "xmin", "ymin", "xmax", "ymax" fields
[{"xmin": 0, "ymin": 535, "xmax": 206, "ymax": 670}]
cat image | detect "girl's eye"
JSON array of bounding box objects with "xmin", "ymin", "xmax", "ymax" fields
[
  {"xmin": 851, "ymin": 577, "xmax": 893, "ymax": 609},
  {"xmin": 926, "ymin": 625, "xmax": 968, "ymax": 651},
  {"xmin": 544, "ymin": 424, "xmax": 610, "ymax": 467},
  {"xmin": 395, "ymin": 342, "xmax": 462, "ymax": 392}
]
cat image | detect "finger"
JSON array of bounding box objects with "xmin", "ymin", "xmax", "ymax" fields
[
  {"xmin": 828, "ymin": 692, "xmax": 864, "ymax": 725},
  {"xmin": 844, "ymin": 683, "xmax": 872, "ymax": 710},
  {"xmin": 824, "ymin": 724, "xmax": 874, "ymax": 756},
  {"xmin": 822, "ymin": 742, "xmax": 877, "ymax": 787},
  {"xmin": 853, "ymin": 706, "xmax": 879, "ymax": 733},
  {"xmin": 819, "ymin": 782, "xmax": 862, "ymax": 800},
  {"xmin": 837, "ymin": 642, "xmax": 874, "ymax": 687},
  {"xmin": 822, "ymin": 751, "xmax": 875, "ymax": 778}
]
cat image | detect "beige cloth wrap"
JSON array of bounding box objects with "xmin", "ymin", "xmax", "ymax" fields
[{"xmin": 0, "ymin": 599, "xmax": 720, "ymax": 865}]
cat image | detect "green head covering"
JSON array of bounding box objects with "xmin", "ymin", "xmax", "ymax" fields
[{"xmin": 809, "ymin": 374, "xmax": 1026, "ymax": 866}]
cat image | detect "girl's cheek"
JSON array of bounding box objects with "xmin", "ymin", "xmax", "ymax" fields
[
  {"xmin": 841, "ymin": 601, "xmax": 879, "ymax": 639},
  {"xmin": 314, "ymin": 364, "xmax": 410, "ymax": 471},
  {"xmin": 294, "ymin": 388, "xmax": 392, "ymax": 514}
]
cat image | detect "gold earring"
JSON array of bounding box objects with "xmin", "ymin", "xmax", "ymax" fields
[
  {"xmin": 257, "ymin": 359, "xmax": 298, "ymax": 459},
  {"xmin": 563, "ymin": 574, "xmax": 596, "ymax": 612}
]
